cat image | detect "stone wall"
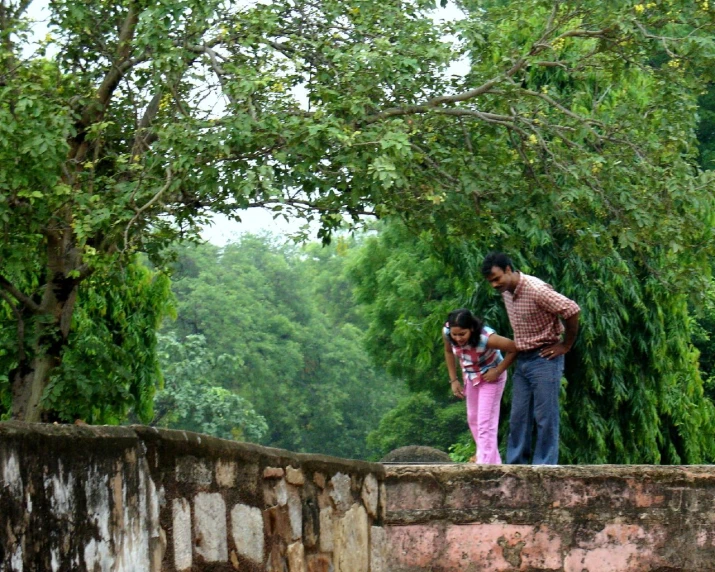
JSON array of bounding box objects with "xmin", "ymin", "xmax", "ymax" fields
[
  {"xmin": 0, "ymin": 422, "xmax": 387, "ymax": 572},
  {"xmin": 384, "ymin": 463, "xmax": 715, "ymax": 572}
]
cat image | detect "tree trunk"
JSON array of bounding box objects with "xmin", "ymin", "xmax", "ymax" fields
[
  {"xmin": 11, "ymin": 355, "xmax": 58, "ymax": 422},
  {"xmin": 9, "ymin": 226, "xmax": 81, "ymax": 421}
]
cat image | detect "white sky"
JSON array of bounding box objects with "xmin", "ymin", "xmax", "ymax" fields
[{"xmin": 201, "ymin": 210, "xmax": 309, "ymax": 244}]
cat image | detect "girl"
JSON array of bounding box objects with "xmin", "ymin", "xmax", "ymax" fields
[{"xmin": 443, "ymin": 308, "xmax": 517, "ymax": 464}]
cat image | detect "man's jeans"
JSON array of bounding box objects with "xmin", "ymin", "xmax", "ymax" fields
[{"xmin": 506, "ymin": 350, "xmax": 564, "ymax": 465}]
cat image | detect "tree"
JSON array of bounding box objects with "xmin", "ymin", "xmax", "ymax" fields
[
  {"xmin": 2, "ymin": 0, "xmax": 714, "ymax": 421},
  {"xmin": 0, "ymin": 259, "xmax": 172, "ymax": 423},
  {"xmin": 349, "ymin": 219, "xmax": 715, "ymax": 464},
  {"xmin": 162, "ymin": 236, "xmax": 403, "ymax": 459},
  {"xmin": 152, "ymin": 332, "xmax": 268, "ymax": 441},
  {"xmin": 0, "ymin": 0, "xmax": 450, "ymax": 420}
]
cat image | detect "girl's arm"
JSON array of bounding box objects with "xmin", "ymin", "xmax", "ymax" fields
[
  {"xmin": 482, "ymin": 334, "xmax": 518, "ymax": 382},
  {"xmin": 443, "ymin": 335, "xmax": 464, "ymax": 399}
]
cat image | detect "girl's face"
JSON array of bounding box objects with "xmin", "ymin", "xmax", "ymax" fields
[{"xmin": 450, "ymin": 326, "xmax": 472, "ymax": 346}]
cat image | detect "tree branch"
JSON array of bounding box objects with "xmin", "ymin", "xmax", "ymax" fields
[
  {"xmin": 131, "ymin": 91, "xmax": 162, "ymax": 159},
  {"xmin": 72, "ymin": 1, "xmax": 140, "ymax": 161},
  {"xmin": 0, "ymin": 275, "xmax": 40, "ymax": 313},
  {"xmin": 410, "ymin": 143, "xmax": 460, "ymax": 185},
  {"xmin": 249, "ymin": 197, "xmax": 375, "ymax": 218}
]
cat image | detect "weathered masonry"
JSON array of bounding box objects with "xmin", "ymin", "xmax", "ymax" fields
[
  {"xmin": 2, "ymin": 423, "xmax": 715, "ymax": 571},
  {"xmin": 384, "ymin": 463, "xmax": 715, "ymax": 571},
  {"xmin": 0, "ymin": 422, "xmax": 387, "ymax": 571}
]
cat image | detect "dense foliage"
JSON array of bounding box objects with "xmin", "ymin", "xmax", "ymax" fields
[
  {"xmin": 349, "ymin": 221, "xmax": 715, "ymax": 464},
  {"xmin": 152, "ymin": 332, "xmax": 269, "ymax": 441},
  {"xmin": 0, "ymin": 260, "xmax": 172, "ymax": 423},
  {"xmin": 158, "ymin": 235, "xmax": 403, "ymax": 459},
  {"xmin": 1, "ymin": 0, "xmax": 714, "ymax": 467},
  {"xmin": 343, "ymin": 0, "xmax": 715, "ymax": 464},
  {"xmin": 0, "ymin": 0, "xmax": 452, "ymax": 419}
]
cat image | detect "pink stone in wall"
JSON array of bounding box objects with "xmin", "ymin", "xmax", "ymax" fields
[
  {"xmin": 564, "ymin": 524, "xmax": 667, "ymax": 572},
  {"xmin": 386, "ymin": 525, "xmax": 444, "ymax": 569},
  {"xmin": 444, "ymin": 524, "xmax": 562, "ymax": 571},
  {"xmin": 631, "ymin": 482, "xmax": 666, "ymax": 508}
]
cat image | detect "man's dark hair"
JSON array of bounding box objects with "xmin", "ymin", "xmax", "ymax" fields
[{"xmin": 481, "ymin": 252, "xmax": 514, "ymax": 276}]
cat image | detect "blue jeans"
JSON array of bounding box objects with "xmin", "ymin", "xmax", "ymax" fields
[{"xmin": 506, "ymin": 350, "xmax": 564, "ymax": 465}]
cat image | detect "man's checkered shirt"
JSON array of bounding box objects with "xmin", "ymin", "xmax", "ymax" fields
[{"xmin": 502, "ymin": 273, "xmax": 580, "ymax": 352}]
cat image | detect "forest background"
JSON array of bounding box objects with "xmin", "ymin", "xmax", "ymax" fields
[{"xmin": 1, "ymin": 0, "xmax": 715, "ymax": 463}]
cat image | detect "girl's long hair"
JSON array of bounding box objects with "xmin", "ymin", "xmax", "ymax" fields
[{"xmin": 446, "ymin": 308, "xmax": 483, "ymax": 347}]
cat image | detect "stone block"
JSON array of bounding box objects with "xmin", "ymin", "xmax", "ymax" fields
[
  {"xmin": 264, "ymin": 482, "xmax": 278, "ymax": 507},
  {"xmin": 319, "ymin": 507, "xmax": 334, "ymax": 552},
  {"xmin": 287, "ymin": 541, "xmax": 306, "ymax": 572},
  {"xmin": 313, "ymin": 472, "xmax": 326, "ymax": 489},
  {"xmin": 194, "ymin": 492, "xmax": 228, "ymax": 562},
  {"xmin": 306, "ymin": 553, "xmax": 332, "ymax": 572},
  {"xmin": 150, "ymin": 528, "xmax": 167, "ymax": 572},
  {"xmin": 265, "ymin": 506, "xmax": 292, "ymax": 539},
  {"xmin": 172, "ymin": 498, "xmax": 192, "ymax": 571},
  {"xmin": 379, "ymin": 482, "xmax": 387, "ymax": 521},
  {"xmin": 288, "ymin": 486, "xmax": 303, "ymax": 540},
  {"xmin": 329, "ymin": 472, "xmax": 352, "ymax": 512},
  {"xmin": 216, "ymin": 460, "xmax": 237, "ymax": 488},
  {"xmin": 264, "ymin": 467, "xmax": 285, "ymax": 479},
  {"xmin": 286, "ymin": 466, "xmax": 305, "ymax": 486},
  {"xmin": 276, "ymin": 478, "xmax": 289, "ymax": 506},
  {"xmin": 317, "ymin": 486, "xmax": 332, "ymax": 510},
  {"xmin": 370, "ymin": 526, "xmax": 387, "ymax": 572},
  {"xmin": 303, "ymin": 499, "xmax": 320, "ymax": 549},
  {"xmin": 361, "ymin": 474, "xmax": 378, "ymax": 518},
  {"xmin": 176, "ymin": 456, "xmax": 213, "ymax": 486},
  {"xmin": 231, "ymin": 503, "xmax": 265, "ymax": 565},
  {"xmin": 267, "ymin": 544, "xmax": 287, "ymax": 572},
  {"xmin": 334, "ymin": 504, "xmax": 368, "ymax": 572},
  {"xmin": 3, "ymin": 450, "xmax": 23, "ymax": 501}
]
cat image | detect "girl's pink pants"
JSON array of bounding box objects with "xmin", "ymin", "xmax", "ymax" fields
[{"xmin": 464, "ymin": 371, "xmax": 507, "ymax": 464}]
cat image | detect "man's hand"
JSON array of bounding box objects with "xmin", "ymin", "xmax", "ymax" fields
[
  {"xmin": 540, "ymin": 342, "xmax": 569, "ymax": 360},
  {"xmin": 450, "ymin": 379, "xmax": 465, "ymax": 399}
]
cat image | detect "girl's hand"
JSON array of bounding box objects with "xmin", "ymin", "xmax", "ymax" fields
[
  {"xmin": 450, "ymin": 379, "xmax": 465, "ymax": 399},
  {"xmin": 482, "ymin": 369, "xmax": 501, "ymax": 383}
]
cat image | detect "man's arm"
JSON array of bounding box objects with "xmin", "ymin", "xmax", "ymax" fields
[
  {"xmin": 561, "ymin": 312, "xmax": 580, "ymax": 350},
  {"xmin": 541, "ymin": 311, "xmax": 579, "ymax": 360}
]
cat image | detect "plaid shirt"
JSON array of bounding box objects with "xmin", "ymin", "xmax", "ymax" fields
[
  {"xmin": 444, "ymin": 324, "xmax": 503, "ymax": 386},
  {"xmin": 502, "ymin": 273, "xmax": 580, "ymax": 351}
]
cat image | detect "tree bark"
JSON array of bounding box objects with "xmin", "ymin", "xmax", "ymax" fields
[{"xmin": 9, "ymin": 224, "xmax": 81, "ymax": 421}]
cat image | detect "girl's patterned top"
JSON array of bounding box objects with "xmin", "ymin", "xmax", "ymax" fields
[{"xmin": 443, "ymin": 323, "xmax": 504, "ymax": 386}]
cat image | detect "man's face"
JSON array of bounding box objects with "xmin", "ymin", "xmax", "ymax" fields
[{"xmin": 485, "ymin": 266, "xmax": 513, "ymax": 293}]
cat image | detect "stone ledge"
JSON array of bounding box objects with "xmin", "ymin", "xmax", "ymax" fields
[{"xmin": 384, "ymin": 463, "xmax": 715, "ymax": 572}]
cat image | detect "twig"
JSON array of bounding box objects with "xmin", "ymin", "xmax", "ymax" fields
[{"xmin": 123, "ymin": 167, "xmax": 173, "ymax": 250}]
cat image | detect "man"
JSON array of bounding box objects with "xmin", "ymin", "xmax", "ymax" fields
[{"xmin": 481, "ymin": 252, "xmax": 580, "ymax": 465}]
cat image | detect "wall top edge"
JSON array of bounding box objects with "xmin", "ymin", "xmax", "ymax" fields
[
  {"xmin": 385, "ymin": 463, "xmax": 715, "ymax": 478},
  {"xmin": 0, "ymin": 421, "xmax": 385, "ymax": 476}
]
